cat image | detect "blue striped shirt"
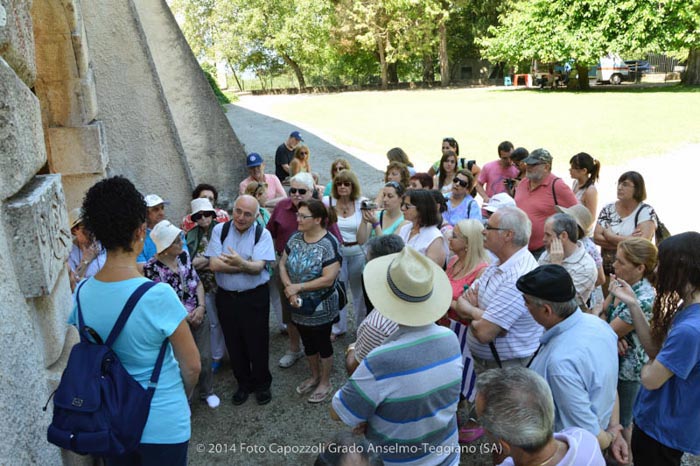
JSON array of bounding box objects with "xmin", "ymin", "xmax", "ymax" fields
[{"xmin": 332, "ymin": 324, "xmax": 462, "ymax": 466}]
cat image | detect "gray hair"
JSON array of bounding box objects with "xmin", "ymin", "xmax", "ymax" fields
[
  {"xmin": 476, "ymin": 367, "xmax": 554, "ymax": 453},
  {"xmin": 527, "ymin": 295, "xmax": 578, "ymax": 319},
  {"xmin": 497, "ymin": 206, "xmax": 531, "ymax": 247},
  {"xmin": 365, "ymin": 234, "xmax": 405, "ymax": 261},
  {"xmin": 548, "ymin": 213, "xmax": 578, "ymax": 243},
  {"xmin": 290, "ymin": 172, "xmax": 315, "ymax": 190}
]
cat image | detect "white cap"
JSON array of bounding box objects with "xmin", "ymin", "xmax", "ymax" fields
[
  {"xmin": 484, "ymin": 193, "xmax": 516, "ymax": 213},
  {"xmin": 191, "ymin": 198, "xmax": 215, "ymax": 215},
  {"xmin": 151, "ymin": 220, "xmax": 181, "ymax": 254},
  {"xmin": 144, "ymin": 194, "xmax": 169, "ymax": 208}
]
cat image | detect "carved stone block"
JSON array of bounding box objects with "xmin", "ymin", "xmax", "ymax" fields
[
  {"xmin": 0, "ymin": 0, "xmax": 37, "ymax": 86},
  {"xmin": 0, "ymin": 58, "xmax": 47, "ymax": 201},
  {"xmin": 3, "ymin": 175, "xmax": 71, "ymax": 298},
  {"xmin": 48, "ymin": 121, "xmax": 107, "ymax": 175}
]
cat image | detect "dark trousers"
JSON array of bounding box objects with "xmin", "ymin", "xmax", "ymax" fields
[
  {"xmin": 106, "ymin": 441, "xmax": 188, "ymax": 466},
  {"xmin": 216, "ymin": 284, "xmax": 272, "ymax": 393},
  {"xmin": 632, "ymin": 425, "xmax": 683, "ymax": 466}
]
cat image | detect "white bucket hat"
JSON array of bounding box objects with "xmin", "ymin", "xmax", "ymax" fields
[
  {"xmin": 484, "ymin": 192, "xmax": 516, "ymax": 213},
  {"xmin": 191, "ymin": 198, "xmax": 215, "ymax": 215},
  {"xmin": 362, "ymin": 246, "xmax": 452, "ymax": 326},
  {"xmin": 151, "ymin": 220, "xmax": 182, "ymax": 254},
  {"xmin": 144, "ymin": 194, "xmax": 170, "ymax": 208}
]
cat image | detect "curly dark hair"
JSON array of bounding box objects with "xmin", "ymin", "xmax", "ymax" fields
[
  {"xmin": 651, "ymin": 232, "xmax": 700, "ymax": 347},
  {"xmin": 81, "ymin": 176, "xmax": 146, "ymax": 252},
  {"xmin": 192, "ymin": 183, "xmax": 218, "ymax": 201}
]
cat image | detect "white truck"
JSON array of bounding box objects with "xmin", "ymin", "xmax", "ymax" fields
[{"xmin": 596, "ymin": 54, "xmax": 630, "ymax": 85}]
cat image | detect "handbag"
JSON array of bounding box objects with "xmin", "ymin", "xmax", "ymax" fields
[
  {"xmin": 46, "ymin": 280, "xmax": 168, "ymax": 456},
  {"xmin": 296, "ymin": 280, "xmax": 347, "ymax": 316}
]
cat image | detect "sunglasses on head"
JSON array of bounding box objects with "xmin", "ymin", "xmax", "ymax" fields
[
  {"xmin": 453, "ymin": 177, "xmax": 469, "ymax": 188},
  {"xmin": 289, "ymin": 187, "xmax": 308, "ymax": 195},
  {"xmin": 192, "ymin": 211, "xmax": 215, "ymax": 221}
]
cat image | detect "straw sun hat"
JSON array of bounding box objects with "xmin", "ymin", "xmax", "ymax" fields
[
  {"xmin": 362, "ymin": 246, "xmax": 452, "ymax": 326},
  {"xmin": 556, "ymin": 204, "xmax": 593, "ymax": 236}
]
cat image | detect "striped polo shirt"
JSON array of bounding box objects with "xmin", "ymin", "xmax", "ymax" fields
[
  {"xmin": 466, "ymin": 247, "xmax": 542, "ymax": 360},
  {"xmin": 332, "ymin": 324, "xmax": 462, "ymax": 466}
]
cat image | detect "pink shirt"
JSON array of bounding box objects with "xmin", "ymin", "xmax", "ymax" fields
[
  {"xmin": 478, "ymin": 160, "xmax": 520, "ymax": 198},
  {"xmin": 239, "ymin": 173, "xmax": 287, "ymax": 200},
  {"xmin": 514, "ymin": 173, "xmax": 578, "ymax": 251}
]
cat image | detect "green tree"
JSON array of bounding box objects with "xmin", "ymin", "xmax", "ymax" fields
[{"xmin": 480, "ymin": 0, "xmax": 700, "ymax": 89}]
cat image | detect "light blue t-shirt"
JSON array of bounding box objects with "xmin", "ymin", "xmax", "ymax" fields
[
  {"xmin": 634, "ymin": 303, "xmax": 700, "ymax": 454},
  {"xmin": 68, "ymin": 277, "xmax": 190, "ymax": 444},
  {"xmin": 443, "ymin": 194, "xmax": 482, "ymax": 226}
]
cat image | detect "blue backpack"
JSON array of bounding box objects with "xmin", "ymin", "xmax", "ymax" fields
[{"xmin": 45, "ymin": 280, "xmax": 167, "ymax": 456}]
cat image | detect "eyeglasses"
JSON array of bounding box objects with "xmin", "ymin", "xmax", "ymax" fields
[
  {"xmin": 296, "ymin": 213, "xmax": 314, "ymax": 220},
  {"xmin": 299, "ymin": 151, "xmax": 309, "ymax": 156},
  {"xmin": 452, "ymin": 177, "xmax": 469, "ymax": 188},
  {"xmin": 337, "ymin": 181, "xmax": 352, "ymax": 187},
  {"xmin": 400, "ymin": 202, "xmax": 416, "ymax": 210},
  {"xmin": 192, "ymin": 211, "xmax": 215, "ymax": 221},
  {"xmin": 618, "ymin": 181, "xmax": 635, "ymax": 188},
  {"xmin": 484, "ymin": 224, "xmax": 510, "ymax": 231},
  {"xmin": 289, "ymin": 188, "xmax": 308, "ymax": 195}
]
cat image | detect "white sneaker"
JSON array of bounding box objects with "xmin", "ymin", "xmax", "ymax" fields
[
  {"xmin": 206, "ymin": 394, "xmax": 221, "ymax": 409},
  {"xmin": 279, "ymin": 350, "xmax": 305, "ymax": 368}
]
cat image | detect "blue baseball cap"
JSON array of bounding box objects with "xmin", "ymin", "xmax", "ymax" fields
[
  {"xmin": 290, "ymin": 131, "xmax": 304, "ymax": 141},
  {"xmin": 246, "ymin": 152, "xmax": 264, "ymax": 168}
]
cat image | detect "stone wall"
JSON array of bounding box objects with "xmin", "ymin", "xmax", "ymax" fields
[{"xmin": 1, "ymin": 0, "xmax": 246, "ymax": 463}]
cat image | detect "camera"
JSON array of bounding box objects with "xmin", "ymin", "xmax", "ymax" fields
[
  {"xmin": 361, "ymin": 200, "xmax": 378, "ymax": 210},
  {"xmin": 503, "ymin": 178, "xmax": 516, "ymax": 191}
]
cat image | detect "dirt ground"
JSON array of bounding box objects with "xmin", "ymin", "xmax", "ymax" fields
[{"xmin": 186, "ymin": 99, "xmax": 700, "ymax": 466}]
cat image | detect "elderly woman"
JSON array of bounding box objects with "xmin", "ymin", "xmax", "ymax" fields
[
  {"xmin": 186, "ymin": 198, "xmax": 225, "ymax": 374},
  {"xmin": 603, "ymin": 237, "xmax": 657, "ymax": 458},
  {"xmin": 357, "ymin": 181, "xmax": 408, "ymax": 243},
  {"xmin": 324, "ymin": 169, "xmax": 367, "ymax": 338},
  {"xmin": 181, "ymin": 183, "xmax": 231, "ymax": 232},
  {"xmin": 594, "ymin": 171, "xmax": 657, "ymax": 293},
  {"xmin": 144, "ymin": 220, "xmax": 219, "ymax": 409},
  {"xmin": 289, "ymin": 144, "xmax": 312, "ymax": 176},
  {"xmin": 397, "ymin": 189, "xmax": 447, "ymax": 267},
  {"xmin": 69, "ymin": 177, "xmax": 200, "ymax": 464},
  {"xmin": 444, "ymin": 169, "xmax": 482, "ymax": 226},
  {"xmin": 279, "ymin": 200, "xmax": 342, "ymax": 403},
  {"xmin": 67, "ymin": 207, "xmax": 106, "ymax": 290},
  {"xmin": 268, "ymin": 172, "xmax": 343, "ymax": 368},
  {"xmin": 611, "ymin": 232, "xmax": 700, "ymax": 465},
  {"xmin": 569, "ymin": 152, "xmax": 601, "ymax": 219}
]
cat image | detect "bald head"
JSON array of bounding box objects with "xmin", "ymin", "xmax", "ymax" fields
[{"xmin": 232, "ymin": 195, "xmax": 259, "ymax": 232}]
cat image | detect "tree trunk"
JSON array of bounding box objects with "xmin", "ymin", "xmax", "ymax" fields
[
  {"xmin": 226, "ymin": 61, "xmax": 244, "ymax": 91},
  {"xmin": 439, "ymin": 21, "xmax": 449, "ymax": 86},
  {"xmin": 376, "ymin": 34, "xmax": 388, "ymax": 90},
  {"xmin": 281, "ymin": 52, "xmax": 306, "ymax": 89},
  {"xmin": 576, "ymin": 64, "xmax": 590, "ymax": 90},
  {"xmin": 422, "ymin": 54, "xmax": 435, "ymax": 82},
  {"xmin": 682, "ymin": 48, "xmax": 700, "ymax": 85}
]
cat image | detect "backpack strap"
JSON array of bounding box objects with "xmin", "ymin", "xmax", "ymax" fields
[
  {"xmin": 105, "ymin": 281, "xmax": 157, "ymax": 347},
  {"xmin": 551, "ymin": 177, "xmax": 560, "ymax": 206},
  {"xmin": 220, "ymin": 220, "xmax": 232, "ymax": 245},
  {"xmin": 254, "ymin": 222, "xmax": 263, "ymax": 244},
  {"xmin": 467, "ymin": 199, "xmax": 476, "ymax": 218},
  {"xmin": 75, "ymin": 279, "xmax": 92, "ymax": 343}
]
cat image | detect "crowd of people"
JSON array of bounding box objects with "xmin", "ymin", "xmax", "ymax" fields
[{"xmin": 66, "ymin": 131, "xmax": 699, "ymax": 466}]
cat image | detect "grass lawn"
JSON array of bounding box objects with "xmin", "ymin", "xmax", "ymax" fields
[{"xmin": 236, "ymin": 85, "xmax": 700, "ymax": 175}]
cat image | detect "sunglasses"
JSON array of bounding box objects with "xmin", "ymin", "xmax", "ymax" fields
[
  {"xmin": 289, "ymin": 188, "xmax": 308, "ymax": 195},
  {"xmin": 337, "ymin": 181, "xmax": 352, "ymax": 187},
  {"xmin": 299, "ymin": 151, "xmax": 309, "ymax": 156},
  {"xmin": 400, "ymin": 202, "xmax": 416, "ymax": 210},
  {"xmin": 484, "ymin": 224, "xmax": 509, "ymax": 231},
  {"xmin": 192, "ymin": 211, "xmax": 215, "ymax": 222},
  {"xmin": 452, "ymin": 177, "xmax": 469, "ymax": 188}
]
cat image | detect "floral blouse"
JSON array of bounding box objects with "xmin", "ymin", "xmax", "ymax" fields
[
  {"xmin": 607, "ymin": 278, "xmax": 656, "ymax": 382},
  {"xmin": 143, "ymin": 251, "xmax": 200, "ymax": 313}
]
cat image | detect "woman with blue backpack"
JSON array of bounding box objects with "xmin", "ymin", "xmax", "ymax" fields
[{"xmin": 62, "ymin": 176, "xmax": 200, "ymax": 465}]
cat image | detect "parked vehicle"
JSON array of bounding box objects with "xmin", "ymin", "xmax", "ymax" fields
[
  {"xmin": 596, "ymin": 54, "xmax": 629, "ymax": 85},
  {"xmin": 625, "ymin": 60, "xmax": 653, "ymax": 74}
]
